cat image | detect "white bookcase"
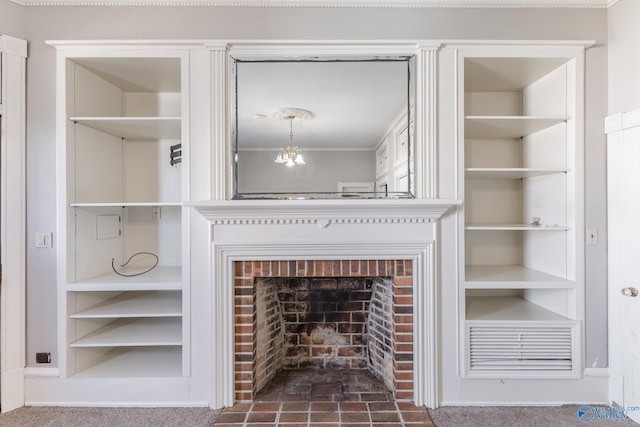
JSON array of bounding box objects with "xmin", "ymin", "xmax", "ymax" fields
[
  {"xmin": 457, "ymin": 44, "xmax": 588, "ymax": 378},
  {"xmin": 57, "ymin": 51, "xmax": 188, "ymax": 378}
]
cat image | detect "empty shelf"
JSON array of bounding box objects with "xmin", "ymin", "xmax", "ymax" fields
[
  {"xmin": 71, "ymin": 117, "xmax": 181, "ymax": 140},
  {"xmin": 466, "ymin": 296, "xmax": 569, "ymax": 321},
  {"xmin": 465, "ymin": 168, "xmax": 568, "ymax": 179},
  {"xmin": 465, "ymin": 116, "xmax": 568, "ymax": 139},
  {"xmin": 72, "ymin": 347, "xmax": 182, "ymax": 378},
  {"xmin": 71, "ymin": 317, "xmax": 181, "ymax": 347},
  {"xmin": 465, "ymin": 265, "xmax": 573, "ymax": 287},
  {"xmin": 71, "ymin": 291, "xmax": 181, "ymax": 318}
]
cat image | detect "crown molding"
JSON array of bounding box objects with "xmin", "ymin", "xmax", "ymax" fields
[{"xmin": 9, "ymin": 0, "xmax": 611, "ymax": 8}]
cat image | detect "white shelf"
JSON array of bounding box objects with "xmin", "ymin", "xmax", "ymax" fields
[
  {"xmin": 71, "ymin": 202, "xmax": 182, "ymax": 207},
  {"xmin": 465, "ymin": 116, "xmax": 568, "ymax": 139},
  {"xmin": 68, "ymin": 266, "xmax": 182, "ymax": 291},
  {"xmin": 465, "ymin": 168, "xmax": 568, "ymax": 179},
  {"xmin": 466, "ymin": 296, "xmax": 569, "ymax": 321},
  {"xmin": 466, "ymin": 224, "xmax": 568, "ymax": 231},
  {"xmin": 465, "ymin": 265, "xmax": 573, "ymax": 287},
  {"xmin": 71, "ymin": 116, "xmax": 181, "ymax": 140},
  {"xmin": 71, "ymin": 291, "xmax": 182, "ymax": 318},
  {"xmin": 72, "ymin": 347, "xmax": 182, "ymax": 378},
  {"xmin": 71, "ymin": 317, "xmax": 181, "ymax": 347}
]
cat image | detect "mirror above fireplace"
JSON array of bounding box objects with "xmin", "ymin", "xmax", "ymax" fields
[{"xmin": 233, "ymin": 58, "xmax": 414, "ymax": 200}]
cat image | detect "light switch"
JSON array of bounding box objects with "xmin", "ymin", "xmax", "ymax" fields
[{"xmin": 35, "ymin": 232, "xmax": 53, "ymax": 248}]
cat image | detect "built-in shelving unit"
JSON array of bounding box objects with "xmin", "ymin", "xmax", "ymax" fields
[
  {"xmin": 457, "ymin": 45, "xmax": 587, "ymax": 378},
  {"xmin": 59, "ymin": 52, "xmax": 187, "ymax": 378}
]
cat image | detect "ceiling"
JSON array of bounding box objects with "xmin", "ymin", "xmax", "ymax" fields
[{"xmin": 12, "ymin": 0, "xmax": 613, "ymax": 7}]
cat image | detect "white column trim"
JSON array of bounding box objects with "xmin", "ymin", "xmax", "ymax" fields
[
  {"xmin": 209, "ymin": 44, "xmax": 230, "ymax": 200},
  {"xmin": 414, "ymin": 44, "xmax": 439, "ymax": 198}
]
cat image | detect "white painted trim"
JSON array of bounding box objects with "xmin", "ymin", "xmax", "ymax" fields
[
  {"xmin": 190, "ymin": 199, "xmax": 460, "ymax": 224},
  {"xmin": 210, "ymin": 240, "xmax": 438, "ymax": 408},
  {"xmin": 24, "ymin": 367, "xmax": 60, "ymax": 378},
  {"xmin": 10, "ymin": 0, "xmax": 610, "ymax": 8},
  {"xmin": 0, "ymin": 35, "xmax": 27, "ymax": 414},
  {"xmin": 584, "ymin": 367, "xmax": 610, "ymax": 377}
]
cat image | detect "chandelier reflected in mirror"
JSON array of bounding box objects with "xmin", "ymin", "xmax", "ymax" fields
[{"xmin": 273, "ymin": 108, "xmax": 313, "ymax": 167}]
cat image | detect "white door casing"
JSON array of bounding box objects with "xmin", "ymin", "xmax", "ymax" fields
[{"xmin": 0, "ymin": 35, "xmax": 27, "ymax": 413}]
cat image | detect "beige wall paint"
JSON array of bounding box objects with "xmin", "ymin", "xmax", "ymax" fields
[
  {"xmin": 608, "ymin": 0, "xmax": 640, "ymax": 114},
  {"xmin": 0, "ymin": 0, "xmax": 27, "ymax": 38},
  {"xmin": 19, "ymin": 5, "xmax": 608, "ymax": 389}
]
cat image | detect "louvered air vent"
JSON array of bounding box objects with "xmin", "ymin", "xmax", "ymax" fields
[{"xmin": 468, "ymin": 325, "xmax": 575, "ymax": 373}]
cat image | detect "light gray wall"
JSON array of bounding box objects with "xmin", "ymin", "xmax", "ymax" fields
[
  {"xmin": 238, "ymin": 150, "xmax": 375, "ymax": 194},
  {"xmin": 0, "ymin": 0, "xmax": 26, "ymax": 39},
  {"xmin": 608, "ymin": 0, "xmax": 640, "ymax": 114},
  {"xmin": 19, "ymin": 5, "xmax": 608, "ymax": 374}
]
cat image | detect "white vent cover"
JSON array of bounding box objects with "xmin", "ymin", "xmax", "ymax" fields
[{"xmin": 466, "ymin": 324, "xmax": 578, "ymax": 377}]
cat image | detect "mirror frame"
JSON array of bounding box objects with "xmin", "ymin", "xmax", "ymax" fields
[
  {"xmin": 216, "ymin": 42, "xmax": 440, "ymax": 201},
  {"xmin": 232, "ymin": 57, "xmax": 413, "ymax": 200}
]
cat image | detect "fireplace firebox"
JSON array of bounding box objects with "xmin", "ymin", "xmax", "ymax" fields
[{"xmin": 234, "ymin": 260, "xmax": 414, "ymax": 402}]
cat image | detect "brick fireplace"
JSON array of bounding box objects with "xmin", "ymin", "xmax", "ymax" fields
[{"xmin": 233, "ymin": 260, "xmax": 414, "ymax": 403}]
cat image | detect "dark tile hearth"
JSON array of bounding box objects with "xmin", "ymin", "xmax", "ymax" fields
[{"xmin": 213, "ymin": 368, "xmax": 434, "ymax": 426}]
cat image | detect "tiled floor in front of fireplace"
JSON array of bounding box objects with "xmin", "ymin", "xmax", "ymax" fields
[{"xmin": 212, "ymin": 369, "xmax": 434, "ymax": 426}]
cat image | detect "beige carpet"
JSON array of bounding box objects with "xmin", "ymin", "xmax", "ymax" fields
[{"xmin": 1, "ymin": 404, "xmax": 639, "ymax": 426}]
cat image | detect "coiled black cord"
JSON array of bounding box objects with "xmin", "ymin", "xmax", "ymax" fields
[{"xmin": 111, "ymin": 252, "xmax": 159, "ymax": 277}]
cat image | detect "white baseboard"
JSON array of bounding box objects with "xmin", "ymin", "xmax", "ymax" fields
[{"xmin": 584, "ymin": 368, "xmax": 610, "ymax": 377}]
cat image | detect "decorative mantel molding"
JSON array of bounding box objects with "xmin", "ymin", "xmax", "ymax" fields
[{"xmin": 188, "ymin": 198, "xmax": 460, "ymax": 226}]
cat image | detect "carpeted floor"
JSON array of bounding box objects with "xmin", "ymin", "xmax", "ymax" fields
[{"xmin": 1, "ymin": 403, "xmax": 639, "ymax": 426}]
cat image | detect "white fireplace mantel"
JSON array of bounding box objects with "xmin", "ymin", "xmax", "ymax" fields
[
  {"xmin": 188, "ymin": 198, "xmax": 460, "ymax": 226},
  {"xmin": 188, "ymin": 197, "xmax": 459, "ymax": 409}
]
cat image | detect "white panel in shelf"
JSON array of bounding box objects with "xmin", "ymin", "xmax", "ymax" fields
[
  {"xmin": 69, "ymin": 266, "xmax": 182, "ymax": 291},
  {"xmin": 71, "ymin": 291, "xmax": 181, "ymax": 318},
  {"xmin": 70, "ymin": 117, "xmax": 181, "ymax": 140},
  {"xmin": 72, "ymin": 347, "xmax": 182, "ymax": 378},
  {"xmin": 71, "ymin": 317, "xmax": 181, "ymax": 347},
  {"xmin": 465, "ymin": 296, "xmax": 569, "ymax": 321},
  {"xmin": 465, "ymin": 116, "xmax": 568, "ymax": 139},
  {"xmin": 465, "ymin": 168, "xmax": 568, "ymax": 179},
  {"xmin": 96, "ymin": 214, "xmax": 121, "ymax": 240},
  {"xmin": 465, "ymin": 265, "xmax": 572, "ymax": 286}
]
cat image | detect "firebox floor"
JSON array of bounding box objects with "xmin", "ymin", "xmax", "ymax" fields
[{"xmin": 213, "ymin": 368, "xmax": 434, "ymax": 426}]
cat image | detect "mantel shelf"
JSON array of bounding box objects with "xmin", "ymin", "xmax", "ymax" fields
[{"xmin": 188, "ymin": 198, "xmax": 461, "ymax": 225}]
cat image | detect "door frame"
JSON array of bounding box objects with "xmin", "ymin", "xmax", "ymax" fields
[{"xmin": 0, "ymin": 35, "xmax": 27, "ymax": 413}]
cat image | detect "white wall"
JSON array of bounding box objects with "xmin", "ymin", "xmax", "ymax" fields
[
  {"xmin": 608, "ymin": 0, "xmax": 640, "ymax": 114},
  {"xmin": 238, "ymin": 150, "xmax": 375, "ymax": 194},
  {"xmin": 19, "ymin": 5, "xmax": 608, "ymax": 399}
]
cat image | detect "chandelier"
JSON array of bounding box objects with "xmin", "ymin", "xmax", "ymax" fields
[{"xmin": 273, "ymin": 108, "xmax": 313, "ymax": 167}]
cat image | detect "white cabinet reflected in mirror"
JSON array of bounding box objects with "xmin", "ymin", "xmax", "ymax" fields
[{"xmin": 233, "ymin": 58, "xmax": 414, "ymax": 199}]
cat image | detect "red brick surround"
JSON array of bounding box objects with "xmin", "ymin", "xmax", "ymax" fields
[{"xmin": 233, "ymin": 260, "xmax": 414, "ymax": 402}]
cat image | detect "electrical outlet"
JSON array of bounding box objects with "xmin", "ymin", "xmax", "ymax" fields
[
  {"xmin": 35, "ymin": 232, "xmax": 53, "ymax": 248},
  {"xmin": 36, "ymin": 352, "xmax": 51, "ymax": 363},
  {"xmin": 586, "ymin": 228, "xmax": 598, "ymax": 245}
]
